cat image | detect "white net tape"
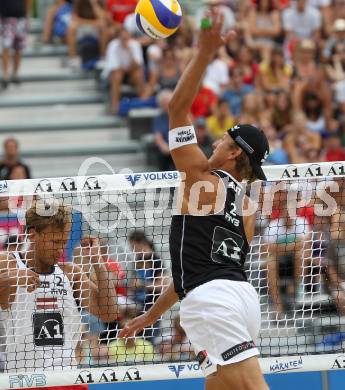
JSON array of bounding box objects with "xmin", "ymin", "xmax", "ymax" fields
[{"xmin": 0, "ymin": 161, "xmax": 345, "ymax": 387}]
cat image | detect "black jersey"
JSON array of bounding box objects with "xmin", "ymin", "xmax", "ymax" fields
[{"xmin": 170, "ymin": 170, "xmax": 250, "ymax": 299}]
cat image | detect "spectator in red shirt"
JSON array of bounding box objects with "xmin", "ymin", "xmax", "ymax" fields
[
  {"xmin": 322, "ymin": 133, "xmax": 345, "ymax": 161},
  {"xmin": 106, "ymin": 0, "xmax": 137, "ymax": 24},
  {"xmin": 190, "ymin": 85, "xmax": 218, "ymax": 118},
  {"xmin": 233, "ymin": 45, "xmax": 259, "ymax": 86}
]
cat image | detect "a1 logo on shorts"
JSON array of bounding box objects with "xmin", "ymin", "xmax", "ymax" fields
[
  {"xmin": 211, "ymin": 226, "xmax": 244, "ymax": 265},
  {"xmin": 32, "ymin": 312, "xmax": 64, "ymax": 346}
]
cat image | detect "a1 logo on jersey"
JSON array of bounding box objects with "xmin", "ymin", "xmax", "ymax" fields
[
  {"xmin": 33, "ymin": 312, "xmax": 64, "ymax": 346},
  {"xmin": 211, "ymin": 226, "xmax": 244, "ymax": 266}
]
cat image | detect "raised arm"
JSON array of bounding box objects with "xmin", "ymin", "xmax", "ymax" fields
[{"xmin": 168, "ymin": 13, "xmax": 234, "ymax": 183}]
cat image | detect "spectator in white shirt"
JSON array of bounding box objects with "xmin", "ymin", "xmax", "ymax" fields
[
  {"xmin": 203, "ymin": 56, "xmax": 230, "ymax": 96},
  {"xmin": 103, "ymin": 27, "xmax": 145, "ymax": 114},
  {"xmin": 307, "ymin": 0, "xmax": 332, "ymax": 35},
  {"xmin": 283, "ymin": 0, "xmax": 321, "ymax": 42}
]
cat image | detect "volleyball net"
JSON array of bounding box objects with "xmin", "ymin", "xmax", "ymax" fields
[{"xmin": 1, "ymin": 161, "xmax": 345, "ymax": 388}]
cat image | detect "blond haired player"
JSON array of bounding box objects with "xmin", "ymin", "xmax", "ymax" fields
[
  {"xmin": 0, "ymin": 202, "xmax": 118, "ymax": 372},
  {"xmin": 120, "ymin": 12, "xmax": 269, "ymax": 390}
]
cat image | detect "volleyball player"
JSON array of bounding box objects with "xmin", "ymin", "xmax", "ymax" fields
[
  {"xmin": 120, "ymin": 12, "xmax": 269, "ymax": 390},
  {"xmin": 0, "ymin": 202, "xmax": 118, "ymax": 372}
]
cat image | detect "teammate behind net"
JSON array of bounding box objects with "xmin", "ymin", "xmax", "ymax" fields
[
  {"xmin": 0, "ymin": 202, "xmax": 118, "ymax": 372},
  {"xmin": 120, "ymin": 11, "xmax": 269, "ymax": 390}
]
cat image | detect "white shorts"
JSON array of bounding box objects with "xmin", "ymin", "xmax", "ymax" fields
[{"xmin": 180, "ymin": 279, "xmax": 261, "ymax": 377}]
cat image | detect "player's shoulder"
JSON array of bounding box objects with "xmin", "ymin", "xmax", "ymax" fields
[
  {"xmin": 185, "ymin": 168, "xmax": 219, "ymax": 188},
  {"xmin": 213, "ymin": 170, "xmax": 244, "ymax": 195}
]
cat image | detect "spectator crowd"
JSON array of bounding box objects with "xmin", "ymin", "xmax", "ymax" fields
[
  {"xmin": 1, "ymin": 0, "xmax": 345, "ymax": 167},
  {"xmin": 35, "ymin": 0, "xmax": 345, "ymax": 169},
  {"xmin": 2, "ymin": 0, "xmax": 345, "ymax": 367}
]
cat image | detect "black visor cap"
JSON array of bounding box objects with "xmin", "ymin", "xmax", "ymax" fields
[{"xmin": 228, "ymin": 124, "xmax": 269, "ymax": 181}]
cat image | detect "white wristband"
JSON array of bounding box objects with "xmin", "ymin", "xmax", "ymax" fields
[{"xmin": 169, "ymin": 126, "xmax": 197, "ymax": 151}]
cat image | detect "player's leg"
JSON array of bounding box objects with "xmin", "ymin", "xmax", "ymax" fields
[{"xmin": 216, "ymin": 356, "xmax": 269, "ymax": 390}]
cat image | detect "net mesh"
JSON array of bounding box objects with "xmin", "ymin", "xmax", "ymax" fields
[{"xmin": 0, "ymin": 164, "xmax": 345, "ymax": 385}]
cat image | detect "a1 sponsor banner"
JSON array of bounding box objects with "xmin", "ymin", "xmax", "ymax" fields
[
  {"xmin": 264, "ymin": 161, "xmax": 345, "ymax": 181},
  {"xmin": 0, "ymin": 364, "xmax": 203, "ymax": 388},
  {"xmin": 2, "ymin": 161, "xmax": 345, "ymax": 197},
  {"xmin": 4, "ymin": 354, "xmax": 345, "ymax": 388},
  {"xmin": 330, "ymin": 354, "xmax": 345, "ymax": 370},
  {"xmin": 0, "ymin": 172, "xmax": 181, "ymax": 197}
]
